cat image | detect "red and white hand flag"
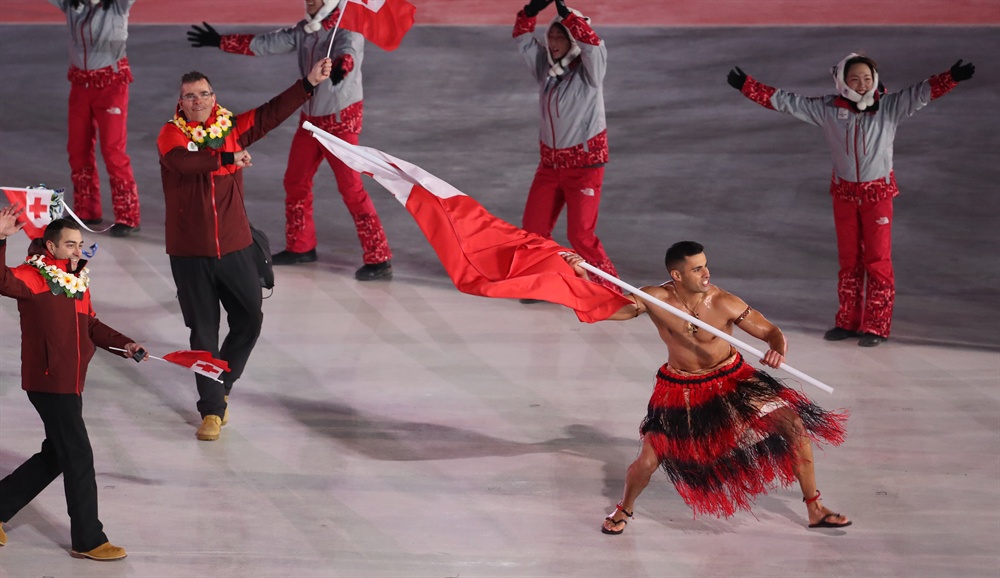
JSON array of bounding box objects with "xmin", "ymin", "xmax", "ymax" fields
[
  {"xmin": 302, "ymin": 121, "xmax": 632, "ymax": 323},
  {"xmin": 338, "ymin": 0, "xmax": 415, "ymax": 51},
  {"xmin": 162, "ymin": 350, "xmax": 231, "ymax": 382},
  {"xmin": 2, "ymin": 187, "xmax": 63, "ymax": 239}
]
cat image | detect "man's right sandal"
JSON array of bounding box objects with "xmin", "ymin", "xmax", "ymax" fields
[{"xmin": 601, "ymin": 502, "xmax": 634, "ymax": 535}]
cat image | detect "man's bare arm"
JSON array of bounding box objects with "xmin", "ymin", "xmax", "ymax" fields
[{"xmin": 729, "ymin": 295, "xmax": 787, "ymax": 367}]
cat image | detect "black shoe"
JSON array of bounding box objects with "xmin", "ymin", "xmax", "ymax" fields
[
  {"xmin": 81, "ymin": 217, "xmax": 103, "ymax": 226},
  {"xmin": 858, "ymin": 333, "xmax": 887, "ymax": 347},
  {"xmin": 272, "ymin": 249, "xmax": 317, "ymax": 265},
  {"xmin": 109, "ymin": 224, "xmax": 140, "ymax": 237},
  {"xmin": 519, "ymin": 299, "xmax": 544, "ymax": 304},
  {"xmin": 355, "ymin": 261, "xmax": 392, "ymax": 281},
  {"xmin": 823, "ymin": 327, "xmax": 860, "ymax": 341}
]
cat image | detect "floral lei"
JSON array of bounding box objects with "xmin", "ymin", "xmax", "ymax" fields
[
  {"xmin": 170, "ymin": 105, "xmax": 234, "ymax": 150},
  {"xmin": 26, "ymin": 254, "xmax": 89, "ymax": 299}
]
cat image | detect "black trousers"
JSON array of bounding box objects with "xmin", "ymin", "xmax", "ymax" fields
[
  {"xmin": 170, "ymin": 246, "xmax": 263, "ymax": 418},
  {"xmin": 0, "ymin": 392, "xmax": 108, "ymax": 552}
]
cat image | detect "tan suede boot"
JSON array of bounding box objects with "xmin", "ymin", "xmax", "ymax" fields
[
  {"xmin": 0, "ymin": 521, "xmax": 7, "ymax": 546},
  {"xmin": 196, "ymin": 415, "xmax": 222, "ymax": 441},
  {"xmin": 221, "ymin": 395, "xmax": 229, "ymax": 426},
  {"xmin": 71, "ymin": 542, "xmax": 127, "ymax": 561}
]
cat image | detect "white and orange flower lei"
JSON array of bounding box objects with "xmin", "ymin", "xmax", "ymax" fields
[
  {"xmin": 26, "ymin": 254, "xmax": 89, "ymax": 299},
  {"xmin": 170, "ymin": 105, "xmax": 234, "ymax": 150}
]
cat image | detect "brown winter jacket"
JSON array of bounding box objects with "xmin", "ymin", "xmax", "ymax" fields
[
  {"xmin": 0, "ymin": 240, "xmax": 132, "ymax": 394},
  {"xmin": 157, "ymin": 79, "xmax": 314, "ymax": 258}
]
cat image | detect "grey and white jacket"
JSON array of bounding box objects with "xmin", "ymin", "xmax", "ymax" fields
[{"xmin": 514, "ymin": 10, "xmax": 608, "ymax": 169}]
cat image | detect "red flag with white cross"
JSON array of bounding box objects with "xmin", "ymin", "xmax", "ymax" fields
[
  {"xmin": 162, "ymin": 350, "xmax": 231, "ymax": 383},
  {"xmin": 2, "ymin": 187, "xmax": 64, "ymax": 239},
  {"xmin": 339, "ymin": 0, "xmax": 416, "ymax": 51}
]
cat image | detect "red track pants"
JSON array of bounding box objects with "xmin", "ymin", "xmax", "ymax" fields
[
  {"xmin": 522, "ymin": 165, "xmax": 620, "ymax": 293},
  {"xmin": 282, "ymin": 128, "xmax": 391, "ymax": 264},
  {"xmin": 67, "ymin": 81, "xmax": 139, "ymax": 227},
  {"xmin": 832, "ymin": 196, "xmax": 895, "ymax": 337}
]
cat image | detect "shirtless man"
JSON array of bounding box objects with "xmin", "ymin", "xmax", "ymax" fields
[{"xmin": 564, "ymin": 241, "xmax": 850, "ymax": 532}]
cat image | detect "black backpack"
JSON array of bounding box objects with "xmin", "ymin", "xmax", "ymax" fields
[{"xmin": 248, "ymin": 223, "xmax": 275, "ymax": 294}]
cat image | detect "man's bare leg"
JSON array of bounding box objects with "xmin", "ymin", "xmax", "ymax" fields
[
  {"xmin": 602, "ymin": 437, "xmax": 660, "ymax": 533},
  {"xmin": 793, "ymin": 429, "xmax": 851, "ymax": 527}
]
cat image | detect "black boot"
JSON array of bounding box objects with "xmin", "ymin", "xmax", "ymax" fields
[
  {"xmin": 272, "ymin": 249, "xmax": 317, "ymax": 265},
  {"xmin": 355, "ymin": 261, "xmax": 392, "ymax": 281}
]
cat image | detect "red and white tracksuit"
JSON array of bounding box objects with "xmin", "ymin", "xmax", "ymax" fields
[
  {"xmin": 739, "ymin": 69, "xmax": 961, "ymax": 337},
  {"xmin": 513, "ymin": 10, "xmax": 619, "ymax": 292},
  {"xmin": 52, "ymin": 0, "xmax": 139, "ymax": 227},
  {"xmin": 217, "ymin": 13, "xmax": 391, "ymax": 263}
]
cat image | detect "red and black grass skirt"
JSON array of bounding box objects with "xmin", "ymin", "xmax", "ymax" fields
[{"xmin": 640, "ymin": 352, "xmax": 848, "ymax": 518}]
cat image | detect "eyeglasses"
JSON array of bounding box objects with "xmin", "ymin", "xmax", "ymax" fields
[{"xmin": 180, "ymin": 91, "xmax": 215, "ymax": 102}]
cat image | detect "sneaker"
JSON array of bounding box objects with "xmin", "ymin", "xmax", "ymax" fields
[
  {"xmin": 196, "ymin": 415, "xmax": 222, "ymax": 441},
  {"xmin": 109, "ymin": 224, "xmax": 140, "ymax": 238},
  {"xmin": 823, "ymin": 327, "xmax": 860, "ymax": 341},
  {"xmin": 858, "ymin": 333, "xmax": 887, "ymax": 347},
  {"xmin": 272, "ymin": 249, "xmax": 317, "ymax": 265},
  {"xmin": 355, "ymin": 261, "xmax": 392, "ymax": 281},
  {"xmin": 71, "ymin": 542, "xmax": 127, "ymax": 561},
  {"xmin": 0, "ymin": 521, "xmax": 7, "ymax": 546}
]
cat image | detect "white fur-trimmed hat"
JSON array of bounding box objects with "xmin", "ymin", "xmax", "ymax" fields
[
  {"xmin": 832, "ymin": 53, "xmax": 880, "ymax": 111},
  {"xmin": 304, "ymin": 0, "xmax": 341, "ymax": 33},
  {"xmin": 546, "ymin": 8, "xmax": 589, "ymax": 77}
]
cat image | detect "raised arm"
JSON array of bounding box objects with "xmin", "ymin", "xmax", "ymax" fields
[
  {"xmin": 557, "ymin": 2, "xmax": 606, "ymax": 86},
  {"xmin": 728, "ymin": 66, "xmax": 828, "ymax": 126}
]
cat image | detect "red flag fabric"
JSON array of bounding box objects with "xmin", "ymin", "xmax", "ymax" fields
[
  {"xmin": 302, "ymin": 122, "xmax": 632, "ymax": 323},
  {"xmin": 162, "ymin": 350, "xmax": 231, "ymax": 381},
  {"xmin": 2, "ymin": 187, "xmax": 62, "ymax": 239},
  {"xmin": 339, "ymin": 0, "xmax": 415, "ymax": 51}
]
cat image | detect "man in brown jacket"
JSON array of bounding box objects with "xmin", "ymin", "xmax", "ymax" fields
[
  {"xmin": 157, "ymin": 58, "xmax": 331, "ymax": 441},
  {"xmin": 0, "ymin": 209, "xmax": 145, "ymax": 560}
]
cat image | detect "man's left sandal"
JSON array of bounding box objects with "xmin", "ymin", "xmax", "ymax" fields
[
  {"xmin": 804, "ymin": 490, "xmax": 852, "ymax": 528},
  {"xmin": 601, "ymin": 502, "xmax": 634, "ymax": 535}
]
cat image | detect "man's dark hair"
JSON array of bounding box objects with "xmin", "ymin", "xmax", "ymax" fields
[
  {"xmin": 843, "ymin": 55, "xmax": 878, "ymax": 79},
  {"xmin": 665, "ymin": 241, "xmax": 704, "ymax": 273},
  {"xmin": 43, "ymin": 218, "xmax": 82, "ymax": 245},
  {"xmin": 180, "ymin": 71, "xmax": 212, "ymax": 90}
]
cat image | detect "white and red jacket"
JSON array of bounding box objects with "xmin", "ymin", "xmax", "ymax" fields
[
  {"xmin": 740, "ymin": 69, "xmax": 960, "ymax": 202},
  {"xmin": 49, "ymin": 0, "xmax": 135, "ymax": 88},
  {"xmin": 218, "ymin": 10, "xmax": 364, "ymax": 134},
  {"xmin": 0, "ymin": 241, "xmax": 132, "ymax": 395},
  {"xmin": 514, "ymin": 10, "xmax": 608, "ymax": 169}
]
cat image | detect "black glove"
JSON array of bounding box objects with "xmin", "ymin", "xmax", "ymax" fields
[
  {"xmin": 69, "ymin": 0, "xmax": 83, "ymax": 8},
  {"xmin": 950, "ymin": 59, "xmax": 975, "ymax": 82},
  {"xmin": 522, "ymin": 0, "xmax": 554, "ymax": 18},
  {"xmin": 555, "ymin": 0, "xmax": 571, "ymax": 19},
  {"xmin": 187, "ymin": 22, "xmax": 222, "ymax": 49},
  {"xmin": 330, "ymin": 67, "xmax": 347, "ymax": 86},
  {"xmin": 101, "ymin": 0, "xmax": 113, "ymax": 9},
  {"xmin": 727, "ymin": 66, "xmax": 747, "ymax": 91}
]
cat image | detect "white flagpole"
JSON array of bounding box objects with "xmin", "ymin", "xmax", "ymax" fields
[
  {"xmin": 326, "ymin": 0, "xmax": 348, "ymax": 59},
  {"xmin": 578, "ymin": 262, "xmax": 835, "ymax": 395}
]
